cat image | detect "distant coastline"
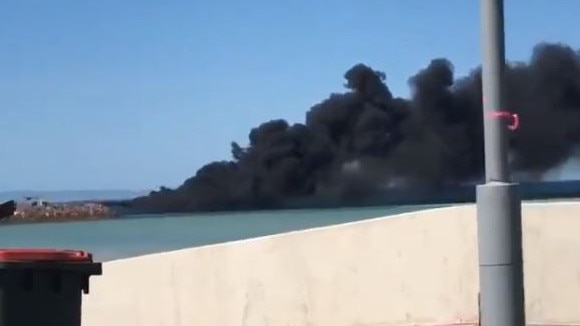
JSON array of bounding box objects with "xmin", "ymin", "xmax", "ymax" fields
[
  {"xmin": 0, "ymin": 189, "xmax": 149, "ymax": 225},
  {"xmin": 1, "ymin": 181, "xmax": 579, "ymax": 225},
  {"xmin": 0, "ymin": 189, "xmax": 149, "ymax": 203},
  {"xmin": 116, "ymin": 180, "xmax": 580, "ymax": 215}
]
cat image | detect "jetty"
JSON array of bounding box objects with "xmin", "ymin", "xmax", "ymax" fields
[{"xmin": 3, "ymin": 197, "xmax": 116, "ymax": 224}]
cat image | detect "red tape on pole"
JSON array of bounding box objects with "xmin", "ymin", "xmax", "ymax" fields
[
  {"xmin": 488, "ymin": 111, "xmax": 519, "ymax": 131},
  {"xmin": 482, "ymin": 96, "xmax": 519, "ymax": 131}
]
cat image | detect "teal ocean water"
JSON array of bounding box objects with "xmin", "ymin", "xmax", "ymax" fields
[{"xmin": 0, "ymin": 205, "xmax": 444, "ymax": 261}]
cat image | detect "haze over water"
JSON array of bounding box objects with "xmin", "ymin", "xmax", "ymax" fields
[{"xmin": 0, "ymin": 190, "xmax": 148, "ymax": 203}]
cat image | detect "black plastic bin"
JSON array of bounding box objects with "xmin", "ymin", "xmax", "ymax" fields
[{"xmin": 0, "ymin": 248, "xmax": 102, "ymax": 326}]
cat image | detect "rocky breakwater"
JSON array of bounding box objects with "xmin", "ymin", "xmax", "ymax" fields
[{"xmin": 7, "ymin": 202, "xmax": 117, "ymax": 224}]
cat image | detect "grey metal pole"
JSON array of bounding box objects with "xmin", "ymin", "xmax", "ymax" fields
[
  {"xmin": 481, "ymin": 0, "xmax": 509, "ymax": 181},
  {"xmin": 477, "ymin": 0, "xmax": 526, "ymax": 325}
]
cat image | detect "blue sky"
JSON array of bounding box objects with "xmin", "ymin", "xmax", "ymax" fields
[{"xmin": 1, "ymin": 0, "xmax": 579, "ymax": 191}]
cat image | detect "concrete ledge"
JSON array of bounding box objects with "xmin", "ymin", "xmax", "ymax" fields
[{"xmin": 82, "ymin": 202, "xmax": 580, "ymax": 326}]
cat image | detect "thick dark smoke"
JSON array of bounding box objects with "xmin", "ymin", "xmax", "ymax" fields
[{"xmin": 133, "ymin": 43, "xmax": 580, "ymax": 212}]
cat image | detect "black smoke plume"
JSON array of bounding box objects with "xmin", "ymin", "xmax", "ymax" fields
[{"xmin": 132, "ymin": 43, "xmax": 580, "ymax": 213}]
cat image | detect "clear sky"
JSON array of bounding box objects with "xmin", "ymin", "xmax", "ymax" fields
[{"xmin": 1, "ymin": 0, "xmax": 579, "ymax": 191}]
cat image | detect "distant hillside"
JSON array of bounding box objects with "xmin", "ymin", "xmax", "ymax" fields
[
  {"xmin": 118, "ymin": 179, "xmax": 580, "ymax": 216},
  {"xmin": 0, "ymin": 190, "xmax": 150, "ymax": 203},
  {"xmin": 284, "ymin": 180, "xmax": 580, "ymax": 209}
]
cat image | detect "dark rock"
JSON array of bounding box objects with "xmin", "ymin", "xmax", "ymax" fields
[{"xmin": 0, "ymin": 200, "xmax": 16, "ymax": 220}]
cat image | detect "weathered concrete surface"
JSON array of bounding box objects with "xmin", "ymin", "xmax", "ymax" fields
[{"xmin": 82, "ymin": 202, "xmax": 580, "ymax": 326}]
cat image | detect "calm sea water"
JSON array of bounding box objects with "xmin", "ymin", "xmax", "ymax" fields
[{"xmin": 0, "ymin": 205, "xmax": 445, "ymax": 261}]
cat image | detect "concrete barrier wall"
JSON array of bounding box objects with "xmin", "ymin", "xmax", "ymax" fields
[{"xmin": 82, "ymin": 202, "xmax": 580, "ymax": 326}]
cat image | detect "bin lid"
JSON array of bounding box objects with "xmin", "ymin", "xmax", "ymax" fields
[{"xmin": 0, "ymin": 248, "xmax": 93, "ymax": 263}]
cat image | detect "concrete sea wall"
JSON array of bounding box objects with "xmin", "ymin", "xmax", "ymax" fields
[{"xmin": 82, "ymin": 202, "xmax": 580, "ymax": 326}]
